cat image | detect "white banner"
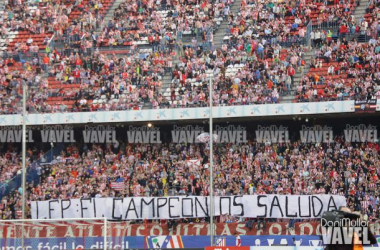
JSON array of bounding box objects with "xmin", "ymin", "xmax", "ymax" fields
[
  {"xmin": 31, "ymin": 195, "xmax": 346, "ymax": 220},
  {"xmin": 0, "ymin": 100, "xmax": 368, "ymax": 126}
]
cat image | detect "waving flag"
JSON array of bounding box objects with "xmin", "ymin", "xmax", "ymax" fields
[
  {"xmin": 111, "ymin": 182, "xmax": 125, "ymax": 191},
  {"xmin": 187, "ymin": 159, "xmax": 201, "ymax": 168},
  {"xmin": 236, "ymin": 235, "xmax": 241, "ymax": 246},
  {"xmin": 197, "ymin": 132, "xmax": 218, "ymax": 143}
]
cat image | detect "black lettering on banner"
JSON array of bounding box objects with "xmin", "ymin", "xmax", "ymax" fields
[
  {"xmin": 93, "ymin": 198, "xmax": 97, "ymax": 217},
  {"xmin": 257, "ymin": 195, "xmax": 267, "ymax": 217},
  {"xmin": 80, "ymin": 198, "xmax": 92, "ymax": 218},
  {"xmin": 219, "ymin": 197, "xmax": 232, "ymax": 215},
  {"xmin": 270, "ymin": 196, "xmax": 284, "ymax": 217},
  {"xmin": 233, "ymin": 196, "xmax": 244, "ymax": 216},
  {"xmin": 61, "ymin": 199, "xmax": 71, "ymax": 218},
  {"xmin": 48, "ymin": 200, "xmax": 59, "ymax": 219},
  {"xmin": 112, "ymin": 198, "xmax": 123, "ymax": 220},
  {"xmin": 312, "ymin": 196, "xmax": 323, "ymax": 217},
  {"xmin": 169, "ymin": 197, "xmax": 180, "ymax": 218},
  {"xmin": 141, "ymin": 198, "xmax": 155, "ymax": 218},
  {"xmin": 285, "ymin": 196, "xmax": 297, "ymax": 217},
  {"xmin": 157, "ymin": 198, "xmax": 168, "ymax": 217},
  {"xmin": 33, "ymin": 195, "xmax": 342, "ymax": 220},
  {"xmin": 182, "ymin": 198, "xmax": 194, "ymax": 217},
  {"xmin": 299, "ymin": 196, "xmax": 311, "ymax": 217},
  {"xmin": 36, "ymin": 201, "xmax": 39, "ymax": 219},
  {"xmin": 125, "ymin": 198, "xmax": 139, "ymax": 219},
  {"xmin": 195, "ymin": 197, "xmax": 209, "ymax": 217},
  {"xmin": 327, "ymin": 196, "xmax": 337, "ymax": 211}
]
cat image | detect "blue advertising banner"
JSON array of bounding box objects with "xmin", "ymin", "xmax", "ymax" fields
[{"xmin": 2, "ymin": 235, "xmax": 380, "ymax": 249}]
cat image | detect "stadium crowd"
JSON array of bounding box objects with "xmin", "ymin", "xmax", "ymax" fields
[
  {"xmin": 0, "ymin": 0, "xmax": 380, "ymax": 232},
  {"xmin": 97, "ymin": 0, "xmax": 233, "ymax": 47},
  {"xmin": 0, "ymin": 0, "xmax": 378, "ymax": 114},
  {"xmin": 1, "ymin": 138, "xmax": 380, "ymax": 223},
  {"xmin": 295, "ymin": 38, "xmax": 380, "ymax": 102}
]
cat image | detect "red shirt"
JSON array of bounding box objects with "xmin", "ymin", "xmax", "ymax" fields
[
  {"xmin": 42, "ymin": 56, "xmax": 50, "ymax": 65},
  {"xmin": 75, "ymin": 58, "xmax": 82, "ymax": 66},
  {"xmin": 73, "ymin": 70, "xmax": 80, "ymax": 78},
  {"xmin": 288, "ymin": 67, "xmax": 295, "ymax": 76},
  {"xmin": 340, "ymin": 25, "xmax": 348, "ymax": 34}
]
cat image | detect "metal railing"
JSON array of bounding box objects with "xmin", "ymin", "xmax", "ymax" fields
[
  {"xmin": 310, "ymin": 20, "xmax": 341, "ymax": 32},
  {"xmin": 0, "ymin": 51, "xmax": 46, "ymax": 61},
  {"xmin": 333, "ymin": 32, "xmax": 372, "ymax": 43},
  {"xmin": 278, "ymin": 37, "xmax": 308, "ymax": 47}
]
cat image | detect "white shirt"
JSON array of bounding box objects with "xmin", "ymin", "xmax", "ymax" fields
[{"xmin": 80, "ymin": 99, "xmax": 87, "ymax": 105}]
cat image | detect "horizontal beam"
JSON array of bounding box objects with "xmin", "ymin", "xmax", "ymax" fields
[{"xmin": 0, "ymin": 100, "xmax": 376, "ymax": 126}]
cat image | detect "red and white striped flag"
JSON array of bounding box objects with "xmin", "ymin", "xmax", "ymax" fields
[
  {"xmin": 216, "ymin": 237, "xmax": 226, "ymax": 246},
  {"xmin": 236, "ymin": 235, "xmax": 241, "ymax": 246},
  {"xmin": 187, "ymin": 159, "xmax": 201, "ymax": 168},
  {"xmin": 167, "ymin": 235, "xmax": 184, "ymax": 248},
  {"xmin": 111, "ymin": 182, "xmax": 125, "ymax": 191}
]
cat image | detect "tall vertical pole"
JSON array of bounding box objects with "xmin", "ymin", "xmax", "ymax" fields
[
  {"xmin": 209, "ymin": 77, "xmax": 214, "ymax": 246},
  {"xmin": 104, "ymin": 217, "xmax": 107, "ymax": 250},
  {"xmin": 21, "ymin": 83, "xmax": 27, "ymax": 249}
]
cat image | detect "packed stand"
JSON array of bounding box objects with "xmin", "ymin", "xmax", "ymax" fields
[
  {"xmin": 164, "ymin": 41, "xmax": 307, "ymax": 106},
  {"xmin": 37, "ymin": 48, "xmax": 175, "ymax": 112},
  {"xmin": 364, "ymin": 0, "xmax": 380, "ymax": 39},
  {"xmin": 95, "ymin": 0, "xmax": 233, "ymax": 48},
  {"xmin": 1, "ymin": 0, "xmax": 111, "ymax": 52},
  {"xmin": 1, "ymin": 138, "xmax": 380, "ymax": 222},
  {"xmin": 1, "ymin": 41, "xmax": 305, "ymax": 112},
  {"xmin": 0, "ymin": 145, "xmax": 49, "ymax": 219},
  {"xmin": 0, "ymin": 151, "xmax": 22, "ymax": 184},
  {"xmin": 294, "ymin": 36, "xmax": 380, "ymax": 102},
  {"xmin": 0, "ymin": 0, "xmax": 377, "ymax": 115},
  {"xmin": 222, "ymin": 0, "xmax": 309, "ymax": 47},
  {"xmin": 308, "ymin": 0, "xmax": 358, "ymax": 31},
  {"xmin": 0, "ymin": 46, "xmax": 178, "ymax": 114}
]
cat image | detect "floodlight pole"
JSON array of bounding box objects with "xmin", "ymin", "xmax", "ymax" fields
[
  {"xmin": 209, "ymin": 76, "xmax": 214, "ymax": 246},
  {"xmin": 21, "ymin": 83, "xmax": 27, "ymax": 249}
]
